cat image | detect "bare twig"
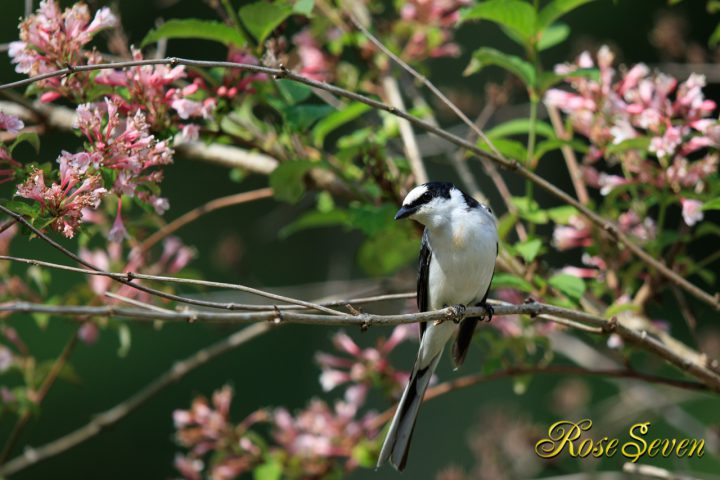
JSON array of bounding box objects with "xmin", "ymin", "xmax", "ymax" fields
[
  {"xmin": 0, "ymin": 58, "xmax": 716, "ymax": 308},
  {"xmin": 0, "ymin": 323, "xmax": 270, "ymax": 477},
  {"xmin": 546, "ymin": 103, "xmax": 589, "ymax": 205},
  {"xmin": 381, "ymin": 76, "xmax": 428, "ymax": 184},
  {"xmin": 136, "ymin": 188, "xmax": 273, "ymax": 253},
  {"xmin": 0, "ymin": 205, "xmax": 346, "ymax": 316}
]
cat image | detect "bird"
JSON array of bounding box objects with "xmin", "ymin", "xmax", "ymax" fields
[{"xmin": 377, "ymin": 181, "xmax": 498, "ymax": 471}]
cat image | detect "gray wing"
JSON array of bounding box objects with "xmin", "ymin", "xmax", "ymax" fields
[
  {"xmin": 452, "ymin": 241, "xmax": 497, "ymax": 367},
  {"xmin": 417, "ymin": 229, "xmax": 432, "ymax": 339}
]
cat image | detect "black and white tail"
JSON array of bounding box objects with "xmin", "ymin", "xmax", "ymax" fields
[{"xmin": 377, "ymin": 353, "xmax": 442, "ymax": 471}]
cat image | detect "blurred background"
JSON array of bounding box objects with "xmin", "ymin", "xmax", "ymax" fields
[{"xmin": 1, "ymin": 0, "xmax": 720, "ymax": 478}]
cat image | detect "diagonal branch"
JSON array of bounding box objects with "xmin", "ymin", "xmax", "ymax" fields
[
  {"xmin": 1, "ymin": 58, "xmax": 714, "ymax": 308},
  {"xmin": 0, "ymin": 323, "xmax": 271, "ymax": 477}
]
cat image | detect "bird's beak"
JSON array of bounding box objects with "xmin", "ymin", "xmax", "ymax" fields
[{"xmin": 394, "ymin": 205, "xmax": 416, "ymax": 220}]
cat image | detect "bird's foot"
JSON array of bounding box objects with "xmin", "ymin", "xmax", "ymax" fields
[
  {"xmin": 480, "ymin": 303, "xmax": 494, "ymax": 322},
  {"xmin": 449, "ymin": 304, "xmax": 466, "ymax": 324}
]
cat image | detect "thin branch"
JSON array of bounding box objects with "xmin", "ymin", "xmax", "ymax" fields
[
  {"xmin": 370, "ymin": 364, "xmax": 711, "ymax": 430},
  {"xmin": 381, "ymin": 76, "xmax": 428, "ymax": 185},
  {"xmin": 0, "ymin": 332, "xmax": 78, "ymax": 465},
  {"xmin": 0, "ymin": 323, "xmax": 271, "ymax": 477},
  {"xmin": 546, "ymin": 103, "xmax": 589, "ymax": 205},
  {"xmin": 1, "ymin": 254, "xmax": 410, "ymax": 311},
  {"xmin": 0, "ymin": 205, "xmax": 345, "ymax": 316},
  {"xmin": 4, "ymin": 298, "xmax": 720, "ymax": 392},
  {"xmin": 0, "ymin": 59, "xmax": 716, "ymax": 308},
  {"xmin": 136, "ymin": 187, "xmax": 273, "ymax": 254}
]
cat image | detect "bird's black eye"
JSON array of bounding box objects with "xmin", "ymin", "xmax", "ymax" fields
[{"xmin": 421, "ymin": 192, "xmax": 432, "ymax": 202}]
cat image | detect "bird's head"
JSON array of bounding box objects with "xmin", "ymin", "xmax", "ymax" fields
[{"xmin": 395, "ymin": 182, "xmax": 493, "ymax": 229}]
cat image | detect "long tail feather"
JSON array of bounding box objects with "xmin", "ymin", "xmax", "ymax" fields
[{"xmin": 377, "ymin": 352, "xmax": 442, "ymax": 471}]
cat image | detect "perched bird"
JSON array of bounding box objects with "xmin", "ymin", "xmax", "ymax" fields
[{"xmin": 377, "ymin": 181, "xmax": 498, "ymax": 471}]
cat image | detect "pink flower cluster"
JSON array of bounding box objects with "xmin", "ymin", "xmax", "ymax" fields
[
  {"xmin": 545, "ymin": 46, "xmax": 717, "ymax": 215},
  {"xmin": 173, "ymin": 386, "xmax": 266, "ymax": 480},
  {"xmin": 397, "ymin": 0, "xmax": 470, "ymax": 60},
  {"xmin": 95, "ymin": 49, "xmax": 215, "ymax": 133},
  {"xmin": 315, "ymin": 325, "xmax": 415, "ymax": 399},
  {"xmin": 173, "ymin": 383, "xmax": 380, "ymax": 479},
  {"xmin": 9, "ymin": 0, "xmax": 117, "ymax": 102},
  {"xmin": 16, "ymin": 157, "xmax": 106, "ymax": 238},
  {"xmin": 293, "ymin": 29, "xmax": 334, "ymax": 82},
  {"xmin": 272, "ymin": 387, "xmax": 380, "ymax": 475}
]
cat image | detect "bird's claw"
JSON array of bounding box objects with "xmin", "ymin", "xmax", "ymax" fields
[
  {"xmin": 482, "ymin": 303, "xmax": 494, "ymax": 323},
  {"xmin": 450, "ymin": 304, "xmax": 466, "ymax": 323}
]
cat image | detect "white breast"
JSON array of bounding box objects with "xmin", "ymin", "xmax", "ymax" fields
[{"xmin": 426, "ymin": 208, "xmax": 497, "ymax": 310}]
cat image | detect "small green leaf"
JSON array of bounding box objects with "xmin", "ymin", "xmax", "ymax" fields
[
  {"xmin": 4, "ymin": 200, "xmax": 40, "ymax": 217},
  {"xmin": 547, "ymin": 205, "xmax": 578, "ymax": 224},
  {"xmin": 351, "ymin": 443, "xmax": 377, "ymax": 468},
  {"xmin": 239, "ymin": 1, "xmax": 293, "ymax": 44},
  {"xmin": 293, "ymin": 0, "xmax": 314, "ymax": 16},
  {"xmin": 464, "ymin": 47, "xmax": 536, "ymax": 88},
  {"xmin": 141, "ymin": 19, "xmax": 246, "ymax": 48},
  {"xmin": 254, "ymin": 460, "xmax": 283, "ymax": 480},
  {"xmin": 548, "ymin": 273, "xmax": 586, "ymax": 301},
  {"xmin": 604, "ymin": 302, "xmax": 639, "ymax": 318},
  {"xmin": 313, "ymin": 102, "xmax": 371, "ymax": 146},
  {"xmin": 605, "ymin": 136, "xmax": 651, "ymax": 155},
  {"xmin": 269, "ymin": 160, "xmax": 314, "ymax": 203},
  {"xmin": 347, "ymin": 204, "xmax": 397, "ymax": 235},
  {"xmin": 515, "ymin": 238, "xmax": 543, "ymax": 263},
  {"xmin": 511, "ymin": 197, "xmax": 548, "ymax": 224},
  {"xmin": 10, "ymin": 132, "xmax": 40, "ymax": 154},
  {"xmin": 276, "ymin": 80, "xmax": 313, "ymax": 104},
  {"xmin": 117, "ymin": 323, "xmax": 132, "ymax": 357},
  {"xmin": 491, "ymin": 272, "xmax": 534, "ymax": 293},
  {"xmin": 279, "ymin": 209, "xmax": 349, "ymax": 238},
  {"xmin": 537, "ymin": 0, "xmax": 595, "ymax": 32},
  {"xmin": 461, "ymin": 0, "xmax": 538, "ymax": 48},
  {"xmin": 537, "ymin": 23, "xmax": 570, "ymax": 51},
  {"xmin": 478, "ymin": 138, "xmax": 528, "ymax": 162},
  {"xmin": 540, "ymin": 67, "xmax": 599, "ymax": 91},
  {"xmin": 283, "ymin": 104, "xmax": 334, "ymax": 130},
  {"xmin": 710, "ymin": 23, "xmax": 720, "ymax": 48},
  {"xmin": 702, "ymin": 197, "xmax": 720, "ymax": 211},
  {"xmin": 487, "ymin": 119, "xmax": 556, "ymax": 140}
]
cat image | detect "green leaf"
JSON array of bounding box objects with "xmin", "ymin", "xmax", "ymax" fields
[
  {"xmin": 283, "ymin": 104, "xmax": 334, "ymax": 130},
  {"xmin": 276, "ymin": 80, "xmax": 313, "ymax": 104},
  {"xmin": 358, "ymin": 224, "xmax": 418, "ymax": 276},
  {"xmin": 491, "ymin": 272, "xmax": 534, "ymax": 293},
  {"xmin": 239, "ymin": 1, "xmax": 293, "ymax": 44},
  {"xmin": 605, "ymin": 136, "xmax": 651, "ymax": 155},
  {"xmin": 537, "ymin": 23, "xmax": 570, "ymax": 51},
  {"xmin": 548, "ymin": 273, "xmax": 586, "ymax": 301},
  {"xmin": 511, "ymin": 197, "xmax": 548, "ymax": 224},
  {"xmin": 603, "ymin": 302, "xmax": 640, "ymax": 318},
  {"xmin": 141, "ymin": 19, "xmax": 246, "ymax": 48},
  {"xmin": 269, "ymin": 160, "xmax": 314, "ymax": 203},
  {"xmin": 461, "ymin": 0, "xmax": 537, "ymax": 48},
  {"xmin": 547, "ymin": 205, "xmax": 578, "ymax": 224},
  {"xmin": 293, "ymin": 0, "xmax": 314, "ymax": 16},
  {"xmin": 537, "ymin": 0, "xmax": 595, "ymax": 31},
  {"xmin": 533, "ymin": 138, "xmax": 588, "ymax": 161},
  {"xmin": 313, "ymin": 102, "xmax": 371, "ymax": 146},
  {"xmin": 279, "ymin": 209, "xmax": 349, "ymax": 238},
  {"xmin": 4, "ymin": 199, "xmax": 40, "ymax": 218},
  {"xmin": 10, "ymin": 132, "xmax": 40, "ymax": 154},
  {"xmin": 348, "ymin": 204, "xmax": 397, "ymax": 236},
  {"xmin": 487, "ymin": 119, "xmax": 556, "ymax": 140},
  {"xmin": 702, "ymin": 197, "xmax": 720, "ymax": 210},
  {"xmin": 515, "ymin": 238, "xmax": 543, "ymax": 263},
  {"xmin": 254, "ymin": 460, "xmax": 283, "ymax": 480},
  {"xmin": 351, "ymin": 443, "xmax": 377, "ymax": 468},
  {"xmin": 464, "ymin": 47, "xmax": 536, "ymax": 88},
  {"xmin": 117, "ymin": 323, "xmax": 131, "ymax": 357},
  {"xmin": 478, "ymin": 138, "xmax": 528, "ymax": 161}
]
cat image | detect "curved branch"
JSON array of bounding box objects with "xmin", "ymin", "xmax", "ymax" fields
[{"xmin": 0, "ymin": 58, "xmax": 715, "ymax": 309}]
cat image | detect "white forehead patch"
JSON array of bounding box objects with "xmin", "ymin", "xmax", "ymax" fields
[{"xmin": 403, "ymin": 185, "xmax": 429, "ymax": 206}]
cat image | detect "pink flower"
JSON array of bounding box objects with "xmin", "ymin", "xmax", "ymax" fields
[
  {"xmin": 552, "ymin": 216, "xmax": 592, "ymax": 250},
  {"xmin": 77, "ymin": 322, "xmax": 99, "ymax": 345},
  {"xmin": 293, "ymin": 29, "xmax": 332, "ymax": 82},
  {"xmin": 0, "ymin": 346, "xmax": 13, "ymax": 372},
  {"xmin": 15, "ymin": 160, "xmax": 107, "ymax": 238},
  {"xmin": 0, "ymin": 113, "xmax": 24, "ymax": 133},
  {"xmin": 9, "ymin": 1, "xmax": 116, "ymax": 101},
  {"xmin": 680, "ymin": 198, "xmax": 704, "ymax": 226}
]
